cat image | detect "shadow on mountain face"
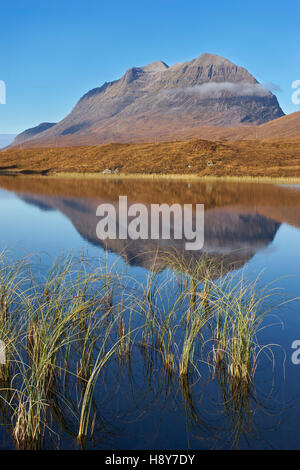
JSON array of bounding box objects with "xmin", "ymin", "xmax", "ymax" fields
[{"xmin": 61, "ymin": 121, "xmax": 91, "ymax": 135}]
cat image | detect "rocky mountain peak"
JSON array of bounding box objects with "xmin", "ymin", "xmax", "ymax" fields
[
  {"xmin": 140, "ymin": 60, "xmax": 169, "ymax": 72},
  {"xmin": 11, "ymin": 53, "xmax": 285, "ymax": 147}
]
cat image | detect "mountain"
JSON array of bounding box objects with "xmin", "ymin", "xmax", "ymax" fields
[
  {"xmin": 0, "ymin": 134, "xmax": 17, "ymax": 148},
  {"xmin": 11, "ymin": 53, "xmax": 285, "ymax": 147},
  {"xmin": 12, "ymin": 123, "xmax": 56, "ymax": 145}
]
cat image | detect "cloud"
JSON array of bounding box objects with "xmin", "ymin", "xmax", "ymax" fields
[
  {"xmin": 164, "ymin": 82, "xmax": 271, "ymax": 98},
  {"xmin": 263, "ymin": 82, "xmax": 282, "ymax": 93}
]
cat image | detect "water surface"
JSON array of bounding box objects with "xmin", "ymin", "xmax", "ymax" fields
[{"xmin": 0, "ymin": 175, "xmax": 300, "ymax": 450}]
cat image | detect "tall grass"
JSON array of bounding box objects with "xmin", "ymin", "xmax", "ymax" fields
[
  {"xmin": 208, "ymin": 274, "xmax": 282, "ymax": 392},
  {"xmin": 0, "ymin": 251, "xmax": 291, "ymax": 449}
]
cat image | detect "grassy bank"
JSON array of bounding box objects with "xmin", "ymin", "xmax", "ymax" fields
[
  {"xmin": 0, "ymin": 251, "xmax": 291, "ymax": 449},
  {"xmin": 5, "ymin": 172, "xmax": 300, "ymax": 185},
  {"xmin": 1, "ymin": 137, "xmax": 300, "ymax": 178}
]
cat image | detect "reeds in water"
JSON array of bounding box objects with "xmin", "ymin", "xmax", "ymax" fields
[{"xmin": 0, "ymin": 250, "xmax": 290, "ymax": 449}]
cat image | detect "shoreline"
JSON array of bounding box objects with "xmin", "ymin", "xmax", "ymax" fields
[{"xmin": 1, "ymin": 170, "xmax": 300, "ymax": 185}]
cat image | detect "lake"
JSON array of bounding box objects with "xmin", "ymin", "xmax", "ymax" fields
[{"xmin": 0, "ymin": 175, "xmax": 300, "ymax": 450}]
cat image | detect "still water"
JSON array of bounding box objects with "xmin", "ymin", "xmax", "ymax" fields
[{"xmin": 0, "ymin": 175, "xmax": 300, "ymax": 449}]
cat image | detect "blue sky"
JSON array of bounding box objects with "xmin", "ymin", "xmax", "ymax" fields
[{"xmin": 0, "ymin": 0, "xmax": 299, "ymax": 134}]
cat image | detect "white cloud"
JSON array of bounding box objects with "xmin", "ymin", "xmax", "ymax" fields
[{"xmin": 165, "ymin": 82, "xmax": 271, "ymax": 98}]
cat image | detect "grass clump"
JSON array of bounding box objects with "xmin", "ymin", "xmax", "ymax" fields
[
  {"xmin": 0, "ymin": 250, "xmax": 291, "ymax": 449},
  {"xmin": 209, "ymin": 274, "xmax": 282, "ymax": 394}
]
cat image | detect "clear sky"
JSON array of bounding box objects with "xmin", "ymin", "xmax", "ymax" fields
[{"xmin": 0, "ymin": 0, "xmax": 299, "ymax": 134}]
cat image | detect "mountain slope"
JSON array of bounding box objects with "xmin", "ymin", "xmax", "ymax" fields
[
  {"xmin": 258, "ymin": 111, "xmax": 300, "ymax": 139},
  {"xmin": 11, "ymin": 53, "xmax": 284, "ymax": 147},
  {"xmin": 13, "ymin": 122, "xmax": 56, "ymax": 145}
]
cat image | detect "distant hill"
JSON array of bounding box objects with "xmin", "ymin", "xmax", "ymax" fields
[
  {"xmin": 11, "ymin": 53, "xmax": 285, "ymax": 147},
  {"xmin": 12, "ymin": 123, "xmax": 56, "ymax": 146},
  {"xmin": 258, "ymin": 111, "xmax": 300, "ymax": 139}
]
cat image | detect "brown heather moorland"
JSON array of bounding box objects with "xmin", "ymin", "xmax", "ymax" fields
[{"xmin": 1, "ymin": 137, "xmax": 300, "ymax": 177}]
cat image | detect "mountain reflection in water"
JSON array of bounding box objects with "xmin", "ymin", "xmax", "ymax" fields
[{"xmin": 0, "ymin": 176, "xmax": 294, "ymax": 274}]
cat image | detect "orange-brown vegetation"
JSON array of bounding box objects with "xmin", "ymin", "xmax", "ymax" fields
[{"xmin": 1, "ymin": 137, "xmax": 300, "ymax": 177}]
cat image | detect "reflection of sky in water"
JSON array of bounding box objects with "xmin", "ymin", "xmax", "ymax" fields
[
  {"xmin": 1, "ymin": 182, "xmax": 300, "ymax": 449},
  {"xmin": 237, "ymin": 223, "xmax": 300, "ymax": 450},
  {"xmin": 0, "ymin": 188, "xmax": 89, "ymax": 254},
  {"xmin": 0, "ymin": 188, "xmax": 118, "ymax": 263}
]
